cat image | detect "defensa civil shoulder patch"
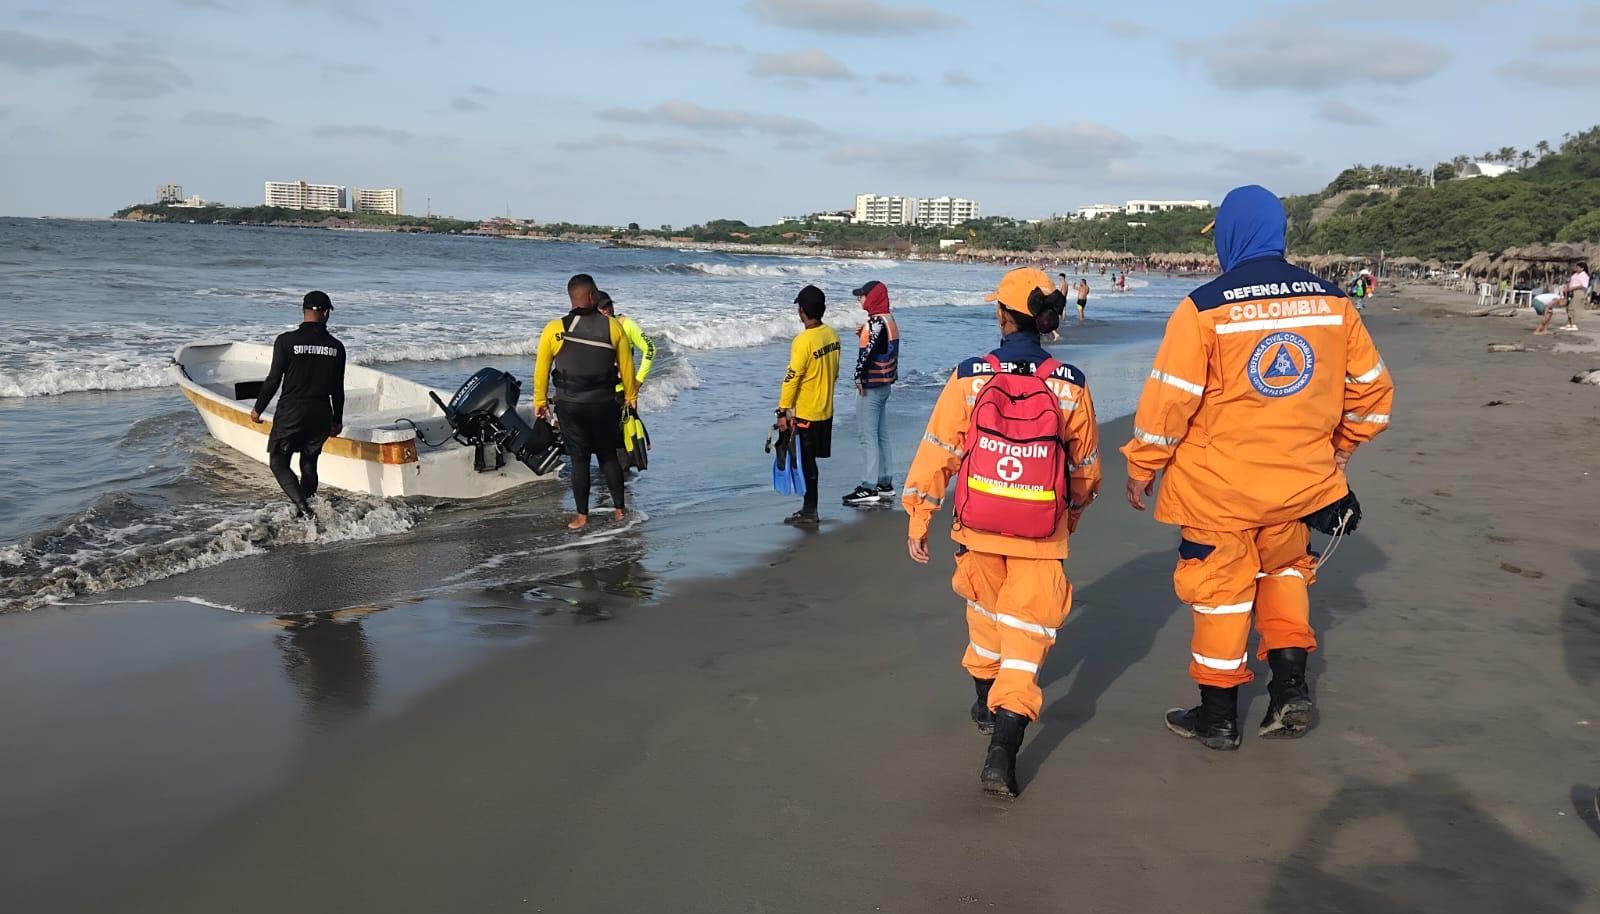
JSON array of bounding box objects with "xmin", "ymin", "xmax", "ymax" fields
[{"xmin": 1247, "ymin": 331, "xmax": 1314, "ymax": 397}]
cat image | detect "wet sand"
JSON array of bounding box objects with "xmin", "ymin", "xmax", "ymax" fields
[{"xmin": 5, "ymin": 290, "xmax": 1600, "ymax": 913}]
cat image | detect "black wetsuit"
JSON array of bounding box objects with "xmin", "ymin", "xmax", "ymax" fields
[
  {"xmin": 551, "ymin": 308, "xmax": 625, "ymax": 515},
  {"xmin": 253, "ymin": 321, "xmax": 346, "ymax": 512}
]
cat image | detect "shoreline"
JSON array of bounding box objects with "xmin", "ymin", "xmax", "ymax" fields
[{"xmin": 3, "ymin": 287, "xmax": 1597, "ymax": 911}]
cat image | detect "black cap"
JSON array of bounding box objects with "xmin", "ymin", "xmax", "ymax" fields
[
  {"xmin": 303, "ymin": 290, "xmax": 332, "ymax": 311},
  {"xmin": 595, "ymin": 289, "xmax": 614, "ymax": 308},
  {"xmin": 850, "ymin": 280, "xmax": 881, "ymax": 297},
  {"xmin": 795, "ymin": 284, "xmax": 826, "ymax": 319}
]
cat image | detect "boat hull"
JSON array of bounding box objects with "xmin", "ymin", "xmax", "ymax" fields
[{"xmin": 174, "ymin": 342, "xmax": 553, "ymax": 500}]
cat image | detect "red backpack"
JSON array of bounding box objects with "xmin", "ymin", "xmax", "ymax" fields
[{"xmin": 955, "ymin": 355, "xmax": 1069, "ymax": 539}]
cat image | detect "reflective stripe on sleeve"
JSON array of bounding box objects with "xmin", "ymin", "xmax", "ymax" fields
[
  {"xmin": 1133, "ymin": 426, "xmax": 1181, "ymax": 447},
  {"xmin": 1000, "ymin": 658, "xmax": 1040, "ymax": 674},
  {"xmin": 1070, "ymin": 450, "xmax": 1099, "ymax": 472},
  {"xmin": 1150, "ymin": 369, "xmax": 1204, "ymax": 396},
  {"xmin": 903, "ymin": 486, "xmax": 942, "ymax": 507},
  {"xmin": 1192, "ymin": 602, "xmax": 1253, "ymax": 615},
  {"xmin": 1343, "ymin": 412, "xmax": 1390, "ymax": 425},
  {"xmin": 968, "ymin": 642, "xmax": 1001, "ymax": 661},
  {"xmin": 922, "ymin": 432, "xmax": 963, "ymax": 457},
  {"xmin": 1346, "ymin": 361, "xmax": 1385, "ymax": 384},
  {"xmin": 1192, "ymin": 652, "xmax": 1247, "ymax": 670}
]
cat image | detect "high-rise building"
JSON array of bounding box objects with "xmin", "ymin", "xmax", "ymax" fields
[
  {"xmin": 914, "ymin": 196, "xmax": 979, "ymax": 226},
  {"xmin": 157, "ymin": 183, "xmax": 183, "ymax": 204},
  {"xmin": 853, "ymin": 193, "xmax": 916, "ymax": 226},
  {"xmin": 264, "ymin": 180, "xmax": 348, "ymax": 211},
  {"xmin": 351, "ymin": 187, "xmax": 404, "ymax": 216}
]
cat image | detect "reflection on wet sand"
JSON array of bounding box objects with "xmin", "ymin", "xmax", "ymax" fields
[{"xmin": 272, "ymin": 607, "xmax": 380, "ymax": 731}]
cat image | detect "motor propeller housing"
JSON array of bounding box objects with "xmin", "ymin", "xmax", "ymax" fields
[{"xmin": 431, "ymin": 368, "xmax": 563, "ymax": 475}]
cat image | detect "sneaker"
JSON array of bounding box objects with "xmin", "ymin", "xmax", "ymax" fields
[
  {"xmin": 842, "ymin": 485, "xmax": 880, "ymax": 506},
  {"xmin": 875, "ymin": 482, "xmax": 896, "ymax": 499},
  {"xmin": 783, "ymin": 510, "xmax": 820, "ymax": 527}
]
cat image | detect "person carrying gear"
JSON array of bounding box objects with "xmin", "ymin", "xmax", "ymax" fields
[
  {"xmin": 595, "ymin": 289, "xmax": 656, "ymax": 392},
  {"xmin": 533, "ymin": 273, "xmax": 639, "ymax": 531},
  {"xmin": 903, "ymin": 268, "xmax": 1101, "ymax": 798},
  {"xmin": 776, "ymin": 284, "xmax": 841, "ymax": 527},
  {"xmin": 843, "ymin": 280, "xmax": 901, "ymax": 506},
  {"xmin": 1121, "ymin": 185, "xmax": 1395, "ymax": 752},
  {"xmin": 250, "ymin": 290, "xmax": 346, "ymax": 517},
  {"xmin": 596, "ymin": 289, "xmax": 655, "ymax": 470}
]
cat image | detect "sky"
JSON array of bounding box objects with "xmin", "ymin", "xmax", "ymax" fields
[{"xmin": 1, "ymin": 0, "xmax": 1596, "ymax": 224}]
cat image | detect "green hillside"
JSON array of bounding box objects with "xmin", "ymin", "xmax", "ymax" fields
[{"xmin": 1289, "ymin": 126, "xmax": 1600, "ymax": 260}]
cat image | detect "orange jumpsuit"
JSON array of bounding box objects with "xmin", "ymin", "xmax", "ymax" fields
[
  {"xmin": 904, "ymin": 339, "xmax": 1101, "ymax": 719},
  {"xmin": 1122, "ymin": 257, "xmax": 1394, "ymax": 687}
]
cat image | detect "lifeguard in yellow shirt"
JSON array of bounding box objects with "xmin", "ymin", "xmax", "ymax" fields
[{"xmin": 775, "ymin": 284, "xmax": 841, "ymax": 527}]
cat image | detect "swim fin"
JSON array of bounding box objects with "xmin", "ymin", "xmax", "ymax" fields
[
  {"xmin": 770, "ymin": 427, "xmax": 806, "ymax": 495},
  {"xmin": 622, "ymin": 406, "xmax": 650, "ymax": 471}
]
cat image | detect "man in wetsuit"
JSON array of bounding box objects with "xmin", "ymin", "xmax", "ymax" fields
[
  {"xmin": 533, "ymin": 274, "xmax": 639, "ymax": 531},
  {"xmin": 250, "ymin": 291, "xmax": 346, "ymax": 517}
]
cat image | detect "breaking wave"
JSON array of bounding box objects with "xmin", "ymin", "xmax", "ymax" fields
[{"xmin": 0, "ymin": 492, "xmax": 426, "ymax": 613}]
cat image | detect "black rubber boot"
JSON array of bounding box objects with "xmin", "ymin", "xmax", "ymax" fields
[
  {"xmin": 1164, "ymin": 685, "xmax": 1242, "ymax": 751},
  {"xmin": 979, "ymin": 709, "xmax": 1028, "ymax": 797},
  {"xmin": 1259, "ymin": 648, "xmax": 1315, "ymax": 738},
  {"xmin": 970, "ymin": 677, "xmax": 995, "ymax": 735}
]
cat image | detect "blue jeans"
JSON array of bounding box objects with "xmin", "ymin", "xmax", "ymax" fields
[{"xmin": 857, "ymin": 384, "xmax": 893, "ymax": 488}]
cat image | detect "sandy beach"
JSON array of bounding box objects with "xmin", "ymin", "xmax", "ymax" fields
[{"xmin": 4, "ymin": 286, "xmax": 1599, "ymax": 913}]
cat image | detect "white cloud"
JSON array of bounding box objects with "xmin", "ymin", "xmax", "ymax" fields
[
  {"xmin": 747, "ymin": 0, "xmax": 959, "ymax": 34},
  {"xmin": 874, "ymin": 72, "xmax": 917, "ymax": 85},
  {"xmin": 314, "ymin": 124, "xmax": 412, "ymax": 144},
  {"xmin": 181, "ymin": 110, "xmax": 271, "ymax": 128},
  {"xmin": 751, "ymin": 49, "xmax": 854, "ymax": 81},
  {"xmin": 451, "ymin": 96, "xmax": 486, "ymax": 111},
  {"xmin": 1496, "ymin": 57, "xmax": 1600, "ymax": 87},
  {"xmin": 558, "ymin": 132, "xmax": 728, "ymax": 156},
  {"xmin": 941, "ymin": 69, "xmax": 976, "ymax": 88},
  {"xmin": 0, "ymin": 29, "xmax": 99, "ymax": 72},
  {"xmin": 1103, "ymin": 18, "xmax": 1152, "ymax": 38},
  {"xmin": 597, "ymin": 99, "xmax": 825, "ymax": 136},
  {"xmin": 827, "ymin": 138, "xmax": 982, "ymax": 175},
  {"xmin": 1317, "ymin": 99, "xmax": 1379, "ymax": 126},
  {"xmin": 1183, "ymin": 20, "xmax": 1448, "ymax": 90}
]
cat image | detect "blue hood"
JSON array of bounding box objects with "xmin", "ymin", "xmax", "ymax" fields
[{"xmin": 1213, "ymin": 185, "xmax": 1286, "ymax": 272}]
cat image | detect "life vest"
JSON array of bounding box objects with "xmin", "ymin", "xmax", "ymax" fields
[
  {"xmin": 552, "ymin": 310, "xmax": 617, "ymax": 402},
  {"xmin": 954, "ymin": 355, "xmax": 1069, "ymax": 538},
  {"xmin": 858, "ymin": 314, "xmax": 900, "ymax": 387}
]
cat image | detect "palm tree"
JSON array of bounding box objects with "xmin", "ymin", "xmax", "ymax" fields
[
  {"xmin": 1481, "ymin": 150, "xmax": 1495, "ymax": 163},
  {"xmin": 1519, "ymin": 150, "xmax": 1534, "ymax": 169},
  {"xmin": 1497, "ymin": 145, "xmax": 1517, "ymax": 163},
  {"xmin": 1536, "ymin": 140, "xmax": 1551, "ymax": 158}
]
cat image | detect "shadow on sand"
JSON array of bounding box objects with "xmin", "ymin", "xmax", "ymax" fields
[
  {"xmin": 1020, "ymin": 531, "xmax": 1387, "ymax": 787},
  {"xmin": 274, "ymin": 607, "xmax": 378, "ymax": 732},
  {"xmin": 1560, "ymin": 549, "xmax": 1600, "ymax": 687},
  {"xmin": 1267, "ymin": 771, "xmax": 1584, "ymax": 913}
]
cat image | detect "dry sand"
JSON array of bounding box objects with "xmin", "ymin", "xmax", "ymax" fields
[{"xmin": 5, "ymin": 287, "xmax": 1599, "ymax": 913}]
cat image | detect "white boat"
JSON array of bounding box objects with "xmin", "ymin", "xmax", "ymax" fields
[{"xmin": 173, "ymin": 341, "xmax": 554, "ymax": 499}]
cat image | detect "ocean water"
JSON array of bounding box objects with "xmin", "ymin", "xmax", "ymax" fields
[{"xmin": 0, "ymin": 218, "xmax": 1186, "ymax": 612}]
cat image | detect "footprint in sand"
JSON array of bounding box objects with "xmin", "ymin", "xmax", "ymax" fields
[
  {"xmin": 1499, "ymin": 562, "xmax": 1545, "ymax": 580},
  {"xmin": 1487, "ymin": 534, "xmax": 1516, "ymax": 544}
]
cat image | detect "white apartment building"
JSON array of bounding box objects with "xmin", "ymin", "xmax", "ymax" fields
[
  {"xmin": 1075, "ymin": 203, "xmax": 1123, "ymax": 220},
  {"xmin": 352, "ymin": 187, "xmax": 404, "ymax": 215},
  {"xmin": 157, "ymin": 183, "xmax": 183, "ymax": 204},
  {"xmin": 1123, "ymin": 199, "xmax": 1211, "ymax": 215},
  {"xmin": 264, "ymin": 180, "xmax": 348, "ymax": 211},
  {"xmin": 854, "ymin": 193, "xmax": 916, "ymax": 226},
  {"xmin": 171, "ymin": 194, "xmax": 207, "ymax": 208},
  {"xmin": 914, "ymin": 196, "xmax": 979, "ymax": 226}
]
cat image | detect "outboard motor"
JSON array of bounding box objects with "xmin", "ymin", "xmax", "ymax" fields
[{"xmin": 431, "ymin": 368, "xmax": 564, "ymax": 475}]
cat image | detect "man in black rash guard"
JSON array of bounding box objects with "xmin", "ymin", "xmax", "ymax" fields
[{"xmin": 250, "ymin": 291, "xmax": 347, "ymax": 516}]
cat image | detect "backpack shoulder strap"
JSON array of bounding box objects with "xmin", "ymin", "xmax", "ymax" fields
[
  {"xmin": 1036, "ymin": 357, "xmax": 1063, "ymax": 379},
  {"xmin": 983, "ymin": 354, "xmax": 1002, "ymax": 373}
]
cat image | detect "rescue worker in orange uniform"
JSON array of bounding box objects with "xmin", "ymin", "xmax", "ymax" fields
[
  {"xmin": 904, "ymin": 268, "xmax": 1101, "ymax": 797},
  {"xmin": 1122, "ymin": 185, "xmax": 1395, "ymax": 750}
]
